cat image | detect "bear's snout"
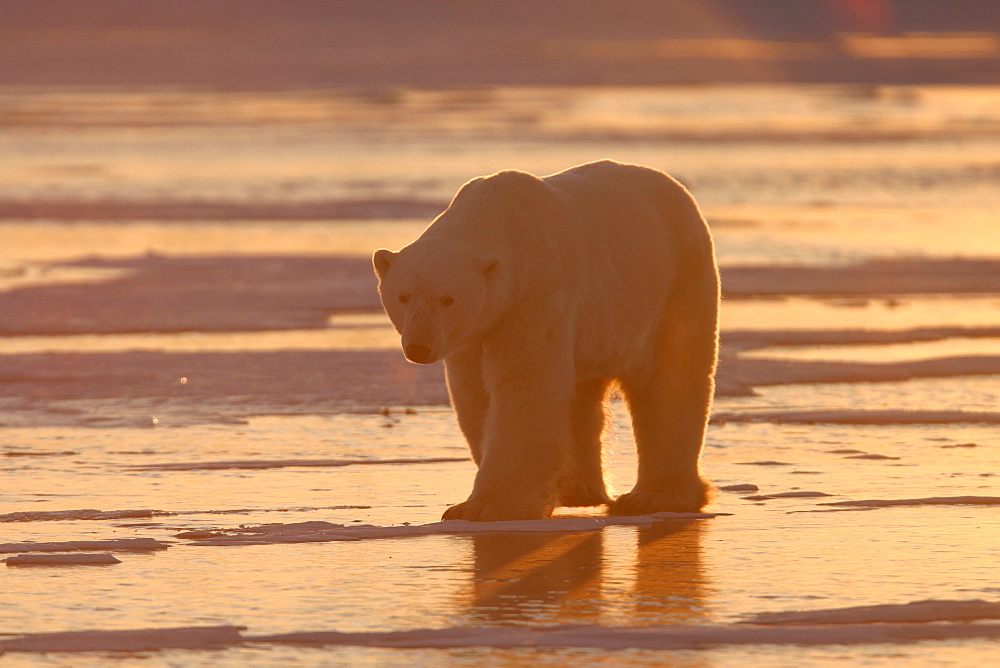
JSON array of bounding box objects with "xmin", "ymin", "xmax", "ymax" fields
[{"xmin": 404, "ymin": 343, "xmax": 434, "ymax": 364}]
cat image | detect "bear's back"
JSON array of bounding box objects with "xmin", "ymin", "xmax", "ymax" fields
[
  {"xmin": 424, "ymin": 160, "xmax": 709, "ymax": 303},
  {"xmin": 543, "ymin": 160, "xmax": 701, "ymax": 233},
  {"xmin": 541, "ymin": 160, "xmax": 707, "ymax": 271}
]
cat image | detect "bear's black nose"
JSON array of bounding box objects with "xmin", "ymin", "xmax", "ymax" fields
[{"xmin": 404, "ymin": 344, "xmax": 433, "ymax": 364}]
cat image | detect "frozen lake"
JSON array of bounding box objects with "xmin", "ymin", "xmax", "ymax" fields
[{"xmin": 2, "ymin": 85, "xmax": 999, "ymax": 665}]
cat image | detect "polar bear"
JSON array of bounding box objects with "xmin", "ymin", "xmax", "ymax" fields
[{"xmin": 373, "ymin": 160, "xmax": 719, "ymax": 521}]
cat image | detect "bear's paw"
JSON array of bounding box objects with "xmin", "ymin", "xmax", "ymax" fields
[
  {"xmin": 556, "ymin": 478, "xmax": 613, "ymax": 508},
  {"xmin": 609, "ymin": 477, "xmax": 713, "ymax": 516}
]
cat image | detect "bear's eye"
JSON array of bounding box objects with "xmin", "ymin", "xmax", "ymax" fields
[
  {"xmin": 398, "ymin": 294, "xmax": 410, "ymax": 304},
  {"xmin": 440, "ymin": 296, "xmax": 454, "ymax": 307}
]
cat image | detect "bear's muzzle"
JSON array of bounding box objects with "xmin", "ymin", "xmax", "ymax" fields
[{"xmin": 404, "ymin": 343, "xmax": 434, "ymax": 364}]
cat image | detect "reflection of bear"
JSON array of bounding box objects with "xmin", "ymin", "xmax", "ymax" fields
[
  {"xmin": 633, "ymin": 520, "xmax": 707, "ymax": 622},
  {"xmin": 374, "ymin": 160, "xmax": 719, "ymax": 521},
  {"xmin": 467, "ymin": 532, "xmax": 604, "ymax": 624},
  {"xmin": 465, "ymin": 521, "xmax": 707, "ymax": 624}
]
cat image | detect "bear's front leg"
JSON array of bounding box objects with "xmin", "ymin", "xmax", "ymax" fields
[
  {"xmin": 443, "ymin": 340, "xmax": 574, "ymax": 521},
  {"xmin": 444, "ymin": 346, "xmax": 490, "ymax": 465}
]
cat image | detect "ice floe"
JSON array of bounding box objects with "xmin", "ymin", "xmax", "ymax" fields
[
  {"xmin": 2, "ymin": 347, "xmax": 997, "ymax": 428},
  {"xmin": 741, "ymin": 491, "xmax": 834, "ymax": 501},
  {"xmin": 0, "ymin": 505, "xmax": 371, "ymax": 523},
  {"xmin": 5, "ymin": 256, "xmax": 998, "ymax": 337},
  {"xmin": 724, "ymin": 325, "xmax": 1000, "ymax": 352},
  {"xmin": 0, "ymin": 537, "xmax": 169, "ymax": 554},
  {"xmin": 2, "ymin": 449, "xmax": 78, "ymax": 457},
  {"xmin": 0, "ymin": 198, "xmax": 446, "ymax": 222},
  {"xmin": 5, "ymin": 553, "xmax": 121, "ymax": 566},
  {"xmin": 182, "ymin": 513, "xmax": 724, "ymax": 547},
  {"xmin": 844, "ymin": 453, "xmax": 901, "ymax": 460},
  {"xmin": 4, "ymin": 600, "xmax": 999, "ymax": 653},
  {"xmin": 0, "ymin": 626, "xmax": 245, "ymax": 652},
  {"xmin": 722, "ymin": 258, "xmax": 1000, "ymax": 298},
  {"xmin": 722, "ymin": 354, "xmax": 1000, "ymax": 397},
  {"xmin": 741, "ymin": 599, "xmax": 1000, "ymax": 625},
  {"xmin": 719, "ymin": 483, "xmax": 760, "ymax": 492},
  {"xmin": 131, "ymin": 456, "xmax": 468, "ymax": 471},
  {"xmin": 821, "ymin": 496, "xmax": 1000, "ymax": 508},
  {"xmin": 713, "ymin": 409, "xmax": 1000, "ymax": 425},
  {"xmin": 2, "ymin": 252, "xmax": 1000, "ymax": 429},
  {"xmin": 0, "ymin": 508, "xmax": 168, "ymax": 523},
  {"xmin": 249, "ymin": 621, "xmax": 1000, "ymax": 650}
]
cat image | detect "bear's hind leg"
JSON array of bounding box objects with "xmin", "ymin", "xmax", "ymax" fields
[
  {"xmin": 612, "ymin": 370, "xmax": 713, "ymax": 514},
  {"xmin": 611, "ymin": 304, "xmax": 717, "ymax": 515},
  {"xmin": 557, "ymin": 377, "xmax": 613, "ymax": 507}
]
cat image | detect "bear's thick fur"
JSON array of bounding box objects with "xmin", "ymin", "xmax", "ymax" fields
[{"xmin": 373, "ymin": 160, "xmax": 719, "ymax": 521}]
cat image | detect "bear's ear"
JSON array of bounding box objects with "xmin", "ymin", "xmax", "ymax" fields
[
  {"xmin": 372, "ymin": 249, "xmax": 396, "ymax": 278},
  {"xmin": 480, "ymin": 255, "xmax": 501, "ymax": 279}
]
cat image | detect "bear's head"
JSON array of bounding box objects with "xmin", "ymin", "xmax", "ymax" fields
[{"xmin": 373, "ymin": 241, "xmax": 500, "ymax": 364}]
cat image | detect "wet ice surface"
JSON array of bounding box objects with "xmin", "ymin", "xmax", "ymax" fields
[
  {"xmin": 3, "ymin": 397, "xmax": 999, "ymax": 664},
  {"xmin": 2, "ymin": 85, "xmax": 1000, "ymax": 665}
]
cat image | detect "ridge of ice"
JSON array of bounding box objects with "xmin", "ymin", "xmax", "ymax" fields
[
  {"xmin": 185, "ymin": 513, "xmax": 724, "ymax": 546},
  {"xmin": 712, "ymin": 409, "xmax": 1000, "ymax": 425},
  {"xmin": 5, "ymin": 600, "xmax": 999, "ymax": 653},
  {"xmin": 742, "ymin": 599, "xmax": 1000, "ymax": 625},
  {"xmin": 5, "ymin": 553, "xmax": 121, "ymax": 566},
  {"xmin": 821, "ymin": 496, "xmax": 1000, "ymax": 508},
  {"xmin": 1, "ymin": 508, "xmax": 166, "ymax": 523},
  {"xmin": 0, "ymin": 626, "xmax": 244, "ymax": 652},
  {"xmin": 250, "ymin": 621, "xmax": 1000, "ymax": 649},
  {"xmin": 0, "ymin": 505, "xmax": 371, "ymax": 523},
  {"xmin": 131, "ymin": 456, "xmax": 469, "ymax": 471},
  {"xmin": 741, "ymin": 491, "xmax": 833, "ymax": 501},
  {"xmin": 0, "ymin": 538, "xmax": 169, "ymax": 554}
]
